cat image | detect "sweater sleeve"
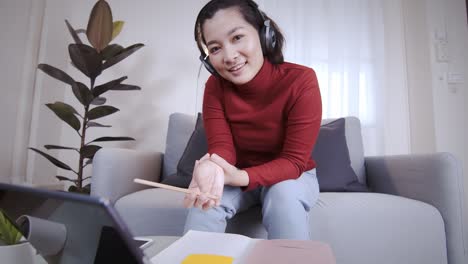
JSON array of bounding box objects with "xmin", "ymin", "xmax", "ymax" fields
[
  {"xmin": 243, "ymin": 70, "xmax": 322, "ymax": 191},
  {"xmin": 202, "ymin": 76, "xmax": 237, "ymax": 165}
]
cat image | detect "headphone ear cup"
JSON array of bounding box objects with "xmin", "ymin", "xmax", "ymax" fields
[
  {"xmin": 199, "ymin": 55, "xmax": 218, "ymax": 76},
  {"xmin": 268, "ymin": 26, "xmax": 276, "ymax": 50},
  {"xmin": 261, "ymin": 21, "xmax": 276, "ymax": 55},
  {"xmin": 260, "ymin": 26, "xmax": 268, "ymax": 55}
]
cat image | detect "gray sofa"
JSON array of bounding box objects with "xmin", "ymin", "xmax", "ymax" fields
[{"xmin": 91, "ymin": 113, "xmax": 468, "ymax": 264}]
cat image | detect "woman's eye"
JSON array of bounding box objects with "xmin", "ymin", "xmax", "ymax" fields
[
  {"xmin": 233, "ymin": 35, "xmax": 243, "ymax": 41},
  {"xmin": 209, "ymin": 47, "xmax": 220, "ymax": 54}
]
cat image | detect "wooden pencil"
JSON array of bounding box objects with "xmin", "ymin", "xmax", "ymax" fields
[{"xmin": 133, "ymin": 178, "xmax": 219, "ymax": 200}]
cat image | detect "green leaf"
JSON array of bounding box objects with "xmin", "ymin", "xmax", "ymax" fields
[
  {"xmin": 83, "ymin": 183, "xmax": 91, "ymax": 194},
  {"xmin": 44, "ymin": 145, "xmax": 78, "ymax": 151},
  {"xmin": 81, "ymin": 145, "xmax": 101, "ymax": 159},
  {"xmin": 87, "ymin": 122, "xmax": 111, "ymax": 128},
  {"xmin": 56, "ymin": 176, "xmax": 75, "ymax": 182},
  {"xmin": 46, "ymin": 102, "xmax": 81, "ymax": 131},
  {"xmin": 69, "ymin": 44, "xmax": 102, "ymax": 79},
  {"xmin": 90, "ymin": 97, "xmax": 106, "ymax": 105},
  {"xmin": 93, "ymin": 76, "xmax": 127, "ymax": 97},
  {"xmin": 68, "ymin": 185, "xmax": 78, "ymax": 192},
  {"xmin": 88, "ymin": 136, "xmax": 134, "ymax": 144},
  {"xmin": 13, "ymin": 228, "xmax": 21, "ymax": 245},
  {"xmin": 72, "ymin": 82, "xmax": 94, "ymax": 106},
  {"xmin": 29, "ymin": 148, "xmax": 72, "ymax": 171},
  {"xmin": 75, "ymin": 29, "xmax": 86, "ymax": 34},
  {"xmin": 65, "ymin": 19, "xmax": 83, "ymax": 44},
  {"xmin": 109, "ymin": 84, "xmax": 141, "ymax": 91},
  {"xmin": 102, "ymin": 43, "xmax": 144, "ymax": 70},
  {"xmin": 87, "ymin": 106, "xmax": 119, "ymax": 120},
  {"xmin": 101, "ymin": 44, "xmax": 124, "ymax": 61},
  {"xmin": 38, "ymin": 64, "xmax": 75, "ymax": 85},
  {"xmin": 111, "ymin": 21, "xmax": 124, "ymax": 41},
  {"xmin": 86, "ymin": 0, "xmax": 113, "ymax": 52},
  {"xmin": 0, "ymin": 210, "xmax": 22, "ymax": 245}
]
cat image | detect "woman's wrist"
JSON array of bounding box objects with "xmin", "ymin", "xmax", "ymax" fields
[
  {"xmin": 225, "ymin": 169, "xmax": 249, "ymax": 187},
  {"xmin": 238, "ymin": 169, "xmax": 249, "ymax": 187}
]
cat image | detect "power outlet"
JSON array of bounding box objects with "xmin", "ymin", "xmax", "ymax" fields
[{"xmin": 435, "ymin": 40, "xmax": 449, "ymax": 62}]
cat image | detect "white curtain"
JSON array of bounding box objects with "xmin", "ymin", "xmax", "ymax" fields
[{"xmin": 260, "ymin": 0, "xmax": 410, "ymax": 156}]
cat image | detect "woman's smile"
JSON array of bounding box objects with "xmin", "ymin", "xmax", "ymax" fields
[{"xmin": 228, "ymin": 61, "xmax": 247, "ymax": 74}]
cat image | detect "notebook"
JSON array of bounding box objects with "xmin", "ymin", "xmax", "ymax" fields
[{"xmin": 0, "ymin": 183, "xmax": 150, "ymax": 264}]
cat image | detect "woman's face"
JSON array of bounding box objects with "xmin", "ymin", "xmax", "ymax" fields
[{"xmin": 202, "ymin": 7, "xmax": 264, "ymax": 85}]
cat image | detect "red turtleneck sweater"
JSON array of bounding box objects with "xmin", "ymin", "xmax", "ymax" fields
[{"xmin": 202, "ymin": 60, "xmax": 322, "ymax": 191}]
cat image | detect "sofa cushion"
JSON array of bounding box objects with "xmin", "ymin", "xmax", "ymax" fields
[
  {"xmin": 162, "ymin": 113, "xmax": 197, "ymax": 180},
  {"xmin": 115, "ymin": 188, "xmax": 188, "ymax": 236},
  {"xmin": 162, "ymin": 113, "xmax": 207, "ymax": 188},
  {"xmin": 320, "ymin": 117, "xmax": 366, "ymax": 184},
  {"xmin": 308, "ymin": 193, "xmax": 447, "ymax": 264},
  {"xmin": 342, "ymin": 117, "xmax": 366, "ymax": 184},
  {"xmin": 312, "ymin": 118, "xmax": 368, "ymax": 192}
]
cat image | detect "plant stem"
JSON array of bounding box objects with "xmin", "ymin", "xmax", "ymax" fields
[
  {"xmin": 77, "ymin": 105, "xmax": 88, "ymax": 190},
  {"xmin": 77, "ymin": 78, "xmax": 95, "ymax": 190}
]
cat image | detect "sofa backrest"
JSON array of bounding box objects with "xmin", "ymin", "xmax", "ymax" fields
[{"xmin": 162, "ymin": 113, "xmax": 366, "ymax": 184}]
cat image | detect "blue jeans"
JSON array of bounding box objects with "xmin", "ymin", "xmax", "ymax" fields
[{"xmin": 183, "ymin": 169, "xmax": 319, "ymax": 239}]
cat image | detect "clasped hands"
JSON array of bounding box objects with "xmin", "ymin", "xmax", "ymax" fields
[{"xmin": 183, "ymin": 153, "xmax": 249, "ymax": 211}]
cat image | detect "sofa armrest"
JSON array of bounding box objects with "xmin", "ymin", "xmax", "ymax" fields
[
  {"xmin": 365, "ymin": 152, "xmax": 467, "ymax": 264},
  {"xmin": 91, "ymin": 148, "xmax": 163, "ymax": 204}
]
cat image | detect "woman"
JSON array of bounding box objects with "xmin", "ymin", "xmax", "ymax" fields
[{"xmin": 183, "ymin": 0, "xmax": 322, "ymax": 240}]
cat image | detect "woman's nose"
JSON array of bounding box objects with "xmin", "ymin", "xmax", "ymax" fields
[{"xmin": 223, "ymin": 46, "xmax": 239, "ymax": 65}]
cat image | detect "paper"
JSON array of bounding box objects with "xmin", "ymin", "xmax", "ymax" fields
[
  {"xmin": 150, "ymin": 230, "xmax": 335, "ymax": 264},
  {"xmin": 150, "ymin": 230, "xmax": 252, "ymax": 264},
  {"xmin": 182, "ymin": 254, "xmax": 233, "ymax": 264}
]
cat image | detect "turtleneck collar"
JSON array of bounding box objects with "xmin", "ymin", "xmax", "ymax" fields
[{"xmin": 229, "ymin": 58, "xmax": 276, "ymax": 97}]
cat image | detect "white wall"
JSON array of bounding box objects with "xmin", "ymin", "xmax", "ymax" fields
[
  {"xmin": 425, "ymin": 0, "xmax": 468, "ymax": 199},
  {"xmin": 403, "ymin": 0, "xmax": 468, "ymax": 204},
  {"xmin": 426, "ymin": 0, "xmax": 467, "ymax": 160},
  {"xmin": 425, "ymin": 0, "xmax": 468, "ymax": 195}
]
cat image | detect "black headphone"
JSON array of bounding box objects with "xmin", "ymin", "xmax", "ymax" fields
[{"xmin": 196, "ymin": 1, "xmax": 277, "ymax": 76}]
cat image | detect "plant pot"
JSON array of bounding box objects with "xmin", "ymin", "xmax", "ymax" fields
[
  {"xmin": 0, "ymin": 242, "xmax": 35, "ymax": 264},
  {"xmin": 16, "ymin": 215, "xmax": 67, "ymax": 257}
]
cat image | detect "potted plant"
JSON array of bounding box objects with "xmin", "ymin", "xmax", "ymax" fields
[
  {"xmin": 0, "ymin": 210, "xmax": 34, "ymax": 264},
  {"xmin": 29, "ymin": 0, "xmax": 144, "ymax": 194}
]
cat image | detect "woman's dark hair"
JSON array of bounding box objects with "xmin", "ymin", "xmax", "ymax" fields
[{"xmin": 195, "ymin": 0, "xmax": 285, "ymax": 64}]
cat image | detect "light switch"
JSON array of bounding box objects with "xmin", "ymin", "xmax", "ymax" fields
[{"xmin": 447, "ymin": 72, "xmax": 465, "ymax": 84}]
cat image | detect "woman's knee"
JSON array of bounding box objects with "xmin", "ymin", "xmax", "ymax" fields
[
  {"xmin": 264, "ymin": 182, "xmax": 312, "ymax": 209},
  {"xmin": 262, "ymin": 192, "xmax": 308, "ymax": 220}
]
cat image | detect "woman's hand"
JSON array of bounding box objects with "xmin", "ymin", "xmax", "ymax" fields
[
  {"xmin": 210, "ymin": 154, "xmax": 249, "ymax": 187},
  {"xmin": 183, "ymin": 154, "xmax": 224, "ymax": 211}
]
